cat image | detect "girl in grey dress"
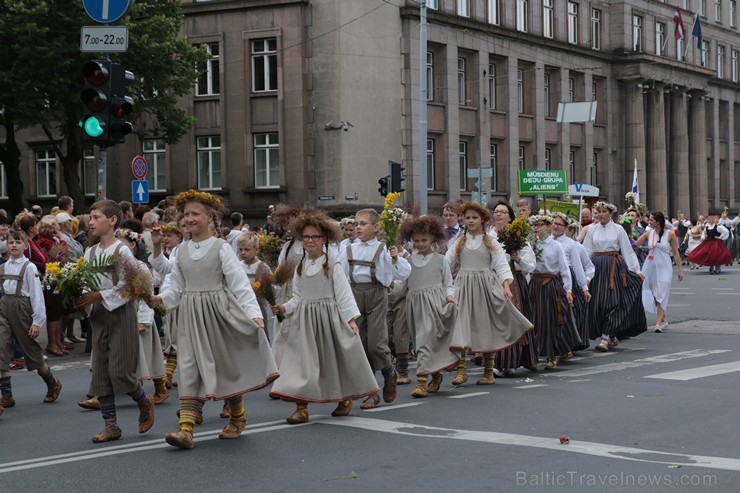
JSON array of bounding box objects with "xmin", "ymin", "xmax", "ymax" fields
[
  {"xmin": 399, "ymin": 215, "xmax": 459, "ymax": 398},
  {"xmin": 272, "ymin": 211, "xmax": 379, "ymax": 424},
  {"xmin": 152, "ymin": 191, "xmax": 279, "ymax": 449}
]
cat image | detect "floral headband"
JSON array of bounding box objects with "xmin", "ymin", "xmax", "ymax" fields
[
  {"xmin": 549, "ymin": 212, "xmax": 571, "ymax": 225},
  {"xmin": 460, "ymin": 202, "xmax": 491, "ymax": 223},
  {"xmin": 160, "ymin": 224, "xmax": 180, "ymax": 235},
  {"xmin": 593, "ymin": 201, "xmax": 617, "ymax": 213},
  {"xmin": 115, "ymin": 228, "xmax": 142, "ymax": 243},
  {"xmin": 529, "ymin": 214, "xmax": 553, "ymax": 225},
  {"xmin": 175, "ymin": 189, "xmax": 223, "ymax": 212}
]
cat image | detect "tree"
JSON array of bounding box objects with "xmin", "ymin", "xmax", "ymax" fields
[{"xmin": 0, "ymin": 0, "xmax": 207, "ymax": 216}]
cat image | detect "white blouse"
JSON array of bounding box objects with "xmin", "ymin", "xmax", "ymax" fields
[
  {"xmin": 554, "ymin": 234, "xmax": 589, "ymax": 292},
  {"xmin": 284, "ymin": 256, "xmax": 361, "ymax": 323},
  {"xmin": 489, "ymin": 229, "xmax": 536, "ymax": 275},
  {"xmin": 338, "ymin": 238, "xmax": 411, "ymax": 287},
  {"xmin": 84, "ymin": 240, "xmax": 135, "ymax": 312},
  {"xmin": 533, "ymin": 236, "xmax": 572, "ymax": 292},
  {"xmin": 582, "ymin": 221, "xmax": 640, "ymax": 274},
  {"xmin": 2, "ymin": 257, "xmax": 45, "ymax": 327}
]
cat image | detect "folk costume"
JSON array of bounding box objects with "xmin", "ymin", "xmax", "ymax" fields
[{"xmin": 687, "ymin": 223, "xmax": 732, "ymax": 273}]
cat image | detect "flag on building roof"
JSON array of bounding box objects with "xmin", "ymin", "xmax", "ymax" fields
[{"xmin": 673, "ymin": 10, "xmax": 686, "ymax": 40}]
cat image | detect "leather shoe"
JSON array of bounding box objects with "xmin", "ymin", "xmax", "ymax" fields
[
  {"xmin": 165, "ymin": 430, "xmax": 194, "ymax": 449},
  {"xmin": 382, "ymin": 370, "xmax": 398, "ymax": 403},
  {"xmin": 138, "ymin": 398, "xmax": 155, "ymax": 434},
  {"xmin": 92, "ymin": 425, "xmax": 122, "ymax": 443},
  {"xmin": 219, "ymin": 418, "xmax": 248, "ymax": 438},
  {"xmin": 43, "ymin": 379, "xmax": 62, "ymax": 403}
]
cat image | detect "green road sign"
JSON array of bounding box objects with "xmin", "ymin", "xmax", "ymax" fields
[{"xmin": 518, "ymin": 169, "xmax": 568, "ymax": 195}]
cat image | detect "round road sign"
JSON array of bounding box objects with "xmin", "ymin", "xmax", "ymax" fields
[{"xmin": 131, "ymin": 155, "xmax": 148, "ymax": 179}]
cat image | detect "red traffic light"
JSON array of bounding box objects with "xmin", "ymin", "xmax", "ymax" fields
[
  {"xmin": 82, "ymin": 61, "xmax": 109, "ymax": 86},
  {"xmin": 111, "ymin": 96, "xmax": 133, "ymax": 118}
]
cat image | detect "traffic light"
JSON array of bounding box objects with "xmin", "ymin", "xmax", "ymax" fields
[
  {"xmin": 80, "ymin": 60, "xmax": 111, "ymax": 142},
  {"xmin": 378, "ymin": 176, "xmax": 389, "ymax": 197},
  {"xmin": 390, "ymin": 161, "xmax": 405, "ymax": 193},
  {"xmin": 107, "ymin": 63, "xmax": 135, "ymax": 145}
]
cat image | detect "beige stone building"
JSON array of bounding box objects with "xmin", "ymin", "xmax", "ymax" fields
[{"xmin": 2, "ymin": 0, "xmax": 739, "ymax": 219}]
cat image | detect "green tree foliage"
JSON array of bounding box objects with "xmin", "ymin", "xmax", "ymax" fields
[{"xmin": 0, "ymin": 0, "xmax": 207, "ymax": 215}]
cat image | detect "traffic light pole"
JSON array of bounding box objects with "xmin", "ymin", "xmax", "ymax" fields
[{"xmin": 97, "ymin": 144, "xmax": 107, "ymax": 201}]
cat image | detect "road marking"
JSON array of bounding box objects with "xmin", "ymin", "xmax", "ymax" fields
[
  {"xmin": 671, "ymin": 292, "xmax": 693, "ymax": 295},
  {"xmin": 711, "ymin": 288, "xmax": 734, "ymax": 290},
  {"xmin": 544, "ymin": 349, "xmax": 730, "ymax": 378},
  {"xmin": 667, "ymin": 304, "xmax": 690, "ymax": 307},
  {"xmin": 447, "ymin": 391, "xmax": 489, "ymax": 399},
  {"xmin": 513, "ymin": 384, "xmax": 548, "ymax": 389},
  {"xmin": 715, "ymin": 293, "xmax": 740, "ymax": 296},
  {"xmin": 672, "ymin": 287, "xmax": 691, "ymax": 290},
  {"xmin": 0, "ymin": 420, "xmax": 296, "ymax": 473},
  {"xmin": 321, "ymin": 417, "xmax": 740, "ymax": 471},
  {"xmin": 645, "ymin": 361, "xmax": 740, "ymax": 381},
  {"xmin": 567, "ymin": 379, "xmax": 592, "ymax": 382},
  {"xmin": 362, "ymin": 402, "xmax": 424, "ymax": 412}
]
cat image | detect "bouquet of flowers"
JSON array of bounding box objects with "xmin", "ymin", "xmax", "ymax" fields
[
  {"xmin": 48, "ymin": 254, "xmax": 116, "ymax": 313},
  {"xmin": 497, "ymin": 216, "xmax": 530, "ymax": 256},
  {"xmin": 257, "ymin": 233, "xmax": 283, "ymax": 270},
  {"xmin": 625, "ymin": 191, "xmax": 636, "ymax": 207},
  {"xmin": 527, "ymin": 231, "xmax": 546, "ymax": 263},
  {"xmin": 252, "ymin": 272, "xmax": 284, "ymax": 322},
  {"xmin": 378, "ymin": 192, "xmax": 406, "ymax": 250},
  {"xmin": 117, "ymin": 257, "xmax": 167, "ymax": 317}
]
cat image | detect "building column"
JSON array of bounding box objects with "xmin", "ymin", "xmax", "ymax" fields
[
  {"xmin": 688, "ymin": 90, "xmax": 708, "ymax": 215},
  {"xmin": 646, "ymin": 86, "xmax": 668, "ymax": 212},
  {"xmin": 711, "ymin": 97, "xmax": 722, "ymax": 211},
  {"xmin": 624, "ymin": 82, "xmax": 646, "ymax": 205},
  {"xmin": 444, "ymin": 42, "xmax": 461, "ymax": 200},
  {"xmin": 507, "ymin": 56, "xmax": 520, "ymax": 197},
  {"xmin": 729, "ymin": 102, "xmax": 736, "ymax": 209},
  {"xmin": 558, "ymin": 68, "xmax": 571, "ymax": 181},
  {"xmin": 669, "ymin": 92, "xmax": 691, "ymax": 216}
]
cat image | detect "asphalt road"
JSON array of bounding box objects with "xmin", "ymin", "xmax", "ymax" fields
[{"xmin": 1, "ymin": 264, "xmax": 738, "ymax": 492}]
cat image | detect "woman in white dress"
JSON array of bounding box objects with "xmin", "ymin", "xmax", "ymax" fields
[{"xmin": 636, "ymin": 211, "xmax": 683, "ymax": 332}]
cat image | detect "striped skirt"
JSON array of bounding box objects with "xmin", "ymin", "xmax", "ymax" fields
[
  {"xmin": 585, "ymin": 252, "xmax": 647, "ymax": 340},
  {"xmin": 570, "ymin": 267, "xmax": 589, "ymax": 351},
  {"xmin": 529, "ymin": 274, "xmax": 581, "ymax": 358},
  {"xmin": 495, "ymin": 272, "xmax": 538, "ymax": 369}
]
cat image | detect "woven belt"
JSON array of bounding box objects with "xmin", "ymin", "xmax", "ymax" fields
[
  {"xmin": 533, "ymin": 273, "xmax": 563, "ymax": 326},
  {"xmin": 594, "ymin": 251, "xmax": 627, "ymax": 289}
]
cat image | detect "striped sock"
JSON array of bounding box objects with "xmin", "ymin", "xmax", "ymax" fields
[
  {"xmin": 226, "ymin": 395, "xmax": 245, "ymax": 421},
  {"xmin": 0, "ymin": 376, "xmax": 11, "ymax": 397},
  {"xmin": 179, "ymin": 399, "xmax": 199, "ymax": 433},
  {"xmin": 128, "ymin": 384, "xmax": 151, "ymax": 408},
  {"xmin": 196, "ymin": 399, "xmax": 205, "ymax": 418},
  {"xmin": 99, "ymin": 395, "xmax": 117, "ymax": 426},
  {"xmin": 165, "ymin": 355, "xmax": 177, "ymax": 379},
  {"xmin": 483, "ymin": 353, "xmax": 495, "ymax": 372},
  {"xmin": 39, "ymin": 368, "xmax": 56, "ymax": 389}
]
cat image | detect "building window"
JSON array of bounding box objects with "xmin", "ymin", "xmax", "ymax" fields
[
  {"xmin": 427, "ymin": 0, "xmax": 438, "ymax": 9},
  {"xmin": 677, "ymin": 38, "xmax": 686, "ymax": 61},
  {"xmin": 517, "ymin": 69, "xmax": 524, "ymax": 113},
  {"xmin": 487, "ymin": 0, "xmax": 500, "ymax": 25},
  {"xmin": 459, "ymin": 141, "xmax": 468, "ymax": 191},
  {"xmin": 488, "ymin": 63, "xmax": 496, "ymax": 109},
  {"xmin": 682, "ymin": 0, "xmax": 691, "ymax": 9},
  {"xmin": 489, "ymin": 143, "xmax": 498, "ymax": 192},
  {"xmin": 518, "ymin": 146, "xmax": 526, "ymax": 170},
  {"xmin": 732, "ymin": 49, "xmax": 739, "ymax": 82},
  {"xmin": 457, "ymin": 0, "xmax": 470, "ymax": 17},
  {"xmin": 591, "ymin": 152, "xmax": 598, "ymax": 185},
  {"xmin": 717, "ymin": 45, "xmax": 725, "ymax": 77},
  {"xmin": 731, "ymin": 0, "xmax": 737, "ymax": 27},
  {"xmin": 196, "ymin": 43, "xmax": 219, "ymax": 96},
  {"xmin": 633, "ymin": 15, "xmax": 643, "ymax": 52},
  {"xmin": 656, "ymin": 22, "xmax": 666, "ymax": 56},
  {"xmin": 252, "ymin": 38, "xmax": 278, "ymax": 92},
  {"xmin": 544, "ymin": 74, "xmax": 551, "ymax": 117},
  {"xmin": 543, "ymin": 0, "xmax": 554, "ymax": 38},
  {"xmin": 569, "ymin": 150, "xmax": 576, "ymax": 183},
  {"xmin": 591, "ymin": 82, "xmax": 597, "ymax": 101},
  {"xmin": 700, "ymin": 0, "xmax": 707, "ymax": 16},
  {"xmin": 457, "ymin": 57, "xmax": 466, "ymax": 105},
  {"xmin": 35, "ymin": 148, "xmax": 56, "ymax": 197},
  {"xmin": 426, "ymin": 138, "xmax": 435, "ymax": 190},
  {"xmin": 715, "ymin": 0, "xmax": 722, "ymax": 22},
  {"xmin": 700, "ymin": 40, "xmax": 710, "ymax": 67},
  {"xmin": 517, "ymin": 0, "xmax": 528, "ymax": 33},
  {"xmin": 568, "ymin": 78, "xmax": 575, "ymax": 102},
  {"xmin": 544, "ymin": 147, "xmax": 552, "ymax": 170},
  {"xmin": 426, "ymin": 52, "xmax": 434, "ymax": 101},
  {"xmin": 567, "ymin": 2, "xmax": 579, "ymax": 44},
  {"xmin": 143, "ymin": 139, "xmax": 167, "ymax": 192},
  {"xmin": 0, "ymin": 162, "xmax": 7, "ymax": 199},
  {"xmin": 254, "ymin": 133, "xmax": 279, "ymax": 188},
  {"xmin": 82, "ymin": 146, "xmax": 96, "ymax": 196},
  {"xmin": 591, "ymin": 9, "xmax": 601, "ymax": 50},
  {"xmin": 197, "ymin": 136, "xmax": 221, "ymax": 190}
]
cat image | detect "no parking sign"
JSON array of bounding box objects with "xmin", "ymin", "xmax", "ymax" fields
[{"xmin": 131, "ymin": 155, "xmax": 148, "ymax": 179}]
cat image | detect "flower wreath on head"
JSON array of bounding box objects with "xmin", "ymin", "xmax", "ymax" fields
[
  {"xmin": 459, "ymin": 202, "xmax": 491, "ymax": 223},
  {"xmin": 340, "ymin": 217, "xmax": 355, "ymax": 226},
  {"xmin": 160, "ymin": 224, "xmax": 179, "ymax": 235},
  {"xmin": 549, "ymin": 211, "xmax": 571, "ymax": 225},
  {"xmin": 593, "ymin": 201, "xmax": 617, "ymax": 213},
  {"xmin": 115, "ymin": 228, "xmax": 143, "ymax": 244},
  {"xmin": 528, "ymin": 214, "xmax": 554, "ymax": 225},
  {"xmin": 174, "ymin": 189, "xmax": 223, "ymax": 212}
]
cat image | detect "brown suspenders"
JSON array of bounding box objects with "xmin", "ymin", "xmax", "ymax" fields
[
  {"xmin": 347, "ymin": 243, "xmax": 385, "ymax": 286},
  {"xmin": 0, "ymin": 262, "xmax": 30, "ymax": 297}
]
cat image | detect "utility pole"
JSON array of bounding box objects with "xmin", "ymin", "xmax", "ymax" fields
[{"xmin": 418, "ymin": 0, "xmax": 428, "ymax": 214}]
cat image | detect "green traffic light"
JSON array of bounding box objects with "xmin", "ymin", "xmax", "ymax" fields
[{"xmin": 83, "ymin": 116, "xmax": 105, "ymax": 138}]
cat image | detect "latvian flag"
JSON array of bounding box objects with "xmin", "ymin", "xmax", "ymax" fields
[{"xmin": 674, "ymin": 9, "xmax": 686, "ymax": 40}]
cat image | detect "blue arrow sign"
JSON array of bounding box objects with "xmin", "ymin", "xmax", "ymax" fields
[
  {"xmin": 83, "ymin": 0, "xmax": 133, "ymax": 24},
  {"xmin": 132, "ymin": 180, "xmax": 149, "ymax": 204}
]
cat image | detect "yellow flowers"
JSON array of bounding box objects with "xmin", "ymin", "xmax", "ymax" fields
[
  {"xmin": 75, "ymin": 257, "xmax": 85, "ymax": 271},
  {"xmin": 383, "ymin": 192, "xmax": 401, "ymax": 211},
  {"xmin": 175, "ymin": 189, "xmax": 223, "ymax": 211},
  {"xmin": 252, "ymin": 281, "xmax": 262, "ymax": 291},
  {"xmin": 378, "ymin": 193, "xmax": 406, "ymax": 249},
  {"xmin": 46, "ymin": 262, "xmax": 61, "ymax": 277}
]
